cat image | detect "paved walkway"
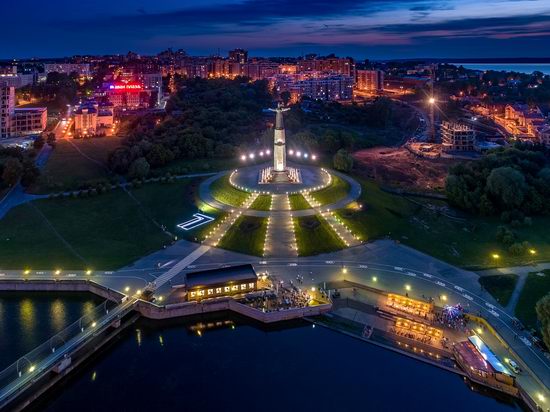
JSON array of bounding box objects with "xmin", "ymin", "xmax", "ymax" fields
[
  {"xmin": 199, "ymin": 168, "xmax": 362, "ymax": 217},
  {"xmin": 271, "ymin": 194, "xmax": 290, "ymax": 210},
  {"xmin": 264, "ymin": 210, "xmax": 298, "ymax": 257}
]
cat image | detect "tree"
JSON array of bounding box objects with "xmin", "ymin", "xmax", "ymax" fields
[
  {"xmin": 1, "ymin": 158, "xmax": 23, "ymax": 187},
  {"xmin": 333, "ymin": 149, "xmax": 353, "ymax": 172},
  {"xmin": 486, "ymin": 167, "xmax": 527, "ymax": 209},
  {"xmin": 128, "ymin": 157, "xmax": 150, "ymax": 179},
  {"xmin": 536, "ymin": 293, "xmax": 550, "ymax": 350}
]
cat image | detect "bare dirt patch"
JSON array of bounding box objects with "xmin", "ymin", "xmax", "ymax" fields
[{"xmin": 353, "ymin": 147, "xmax": 459, "ymax": 192}]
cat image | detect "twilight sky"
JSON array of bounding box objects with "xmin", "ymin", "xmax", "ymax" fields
[{"xmin": 3, "ymin": 0, "xmax": 550, "ymax": 59}]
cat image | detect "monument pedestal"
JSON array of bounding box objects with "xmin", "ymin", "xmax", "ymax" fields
[{"xmin": 258, "ymin": 167, "xmax": 302, "ymax": 184}]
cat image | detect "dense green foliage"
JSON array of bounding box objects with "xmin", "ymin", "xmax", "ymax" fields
[
  {"xmin": 108, "ymin": 78, "xmax": 272, "ymax": 175},
  {"xmin": 0, "ymin": 147, "xmax": 40, "ymax": 190},
  {"xmin": 333, "ymin": 149, "xmax": 354, "ymax": 172},
  {"xmin": 446, "ymin": 147, "xmax": 550, "ymax": 217}
]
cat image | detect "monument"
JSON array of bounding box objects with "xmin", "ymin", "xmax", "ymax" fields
[{"xmin": 259, "ymin": 104, "xmax": 301, "ymax": 184}]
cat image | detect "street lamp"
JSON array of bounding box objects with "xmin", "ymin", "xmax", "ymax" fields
[
  {"xmin": 405, "ymin": 284, "xmax": 411, "ymax": 291},
  {"xmin": 428, "ymin": 97, "xmax": 435, "ymax": 104},
  {"xmin": 491, "ymin": 253, "xmax": 500, "ymax": 260},
  {"xmin": 372, "ymin": 276, "xmax": 378, "ymax": 282}
]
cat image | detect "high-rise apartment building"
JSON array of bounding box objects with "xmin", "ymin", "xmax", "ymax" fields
[
  {"xmin": 356, "ymin": 70, "xmax": 384, "ymax": 92},
  {"xmin": 1, "ymin": 82, "xmax": 15, "ymax": 138}
]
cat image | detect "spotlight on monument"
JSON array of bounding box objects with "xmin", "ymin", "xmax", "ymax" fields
[
  {"xmin": 289, "ymin": 149, "xmax": 294, "ymax": 155},
  {"xmin": 266, "ymin": 149, "xmax": 271, "ymax": 155},
  {"xmin": 312, "ymin": 155, "xmax": 317, "ymax": 160},
  {"xmin": 260, "ymin": 151, "xmax": 264, "ymax": 157},
  {"xmin": 296, "ymin": 151, "xmax": 302, "ymax": 157},
  {"xmin": 249, "ymin": 153, "xmax": 255, "ymax": 159},
  {"xmin": 241, "ymin": 155, "xmax": 246, "ymax": 161},
  {"xmin": 304, "ymin": 153, "xmax": 309, "ymax": 158}
]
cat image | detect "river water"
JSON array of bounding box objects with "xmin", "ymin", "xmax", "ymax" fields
[
  {"xmin": 0, "ymin": 294, "xmax": 524, "ymax": 412},
  {"xmin": 450, "ymin": 63, "xmax": 550, "ymax": 75}
]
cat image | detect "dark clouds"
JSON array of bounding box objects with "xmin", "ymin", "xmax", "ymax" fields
[{"xmin": 1, "ymin": 0, "xmax": 550, "ymax": 58}]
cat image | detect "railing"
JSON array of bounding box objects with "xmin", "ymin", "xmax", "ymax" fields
[{"xmin": 0, "ymin": 298, "xmax": 134, "ymax": 406}]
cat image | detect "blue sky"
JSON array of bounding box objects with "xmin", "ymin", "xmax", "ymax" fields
[{"xmin": 3, "ymin": 0, "xmax": 550, "ymax": 59}]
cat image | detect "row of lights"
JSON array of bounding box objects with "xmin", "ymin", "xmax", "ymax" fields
[
  {"xmin": 240, "ymin": 149, "xmax": 271, "ymax": 161},
  {"xmin": 22, "ymin": 269, "xmax": 93, "ymax": 276},
  {"xmin": 287, "ymin": 150, "xmax": 317, "ymax": 160},
  {"xmin": 491, "ymin": 248, "xmax": 536, "ymax": 261}
]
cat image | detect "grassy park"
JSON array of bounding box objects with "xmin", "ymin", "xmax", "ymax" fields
[
  {"xmin": 210, "ymin": 175, "xmax": 250, "ymax": 207},
  {"xmin": 478, "ymin": 274, "xmax": 518, "ymax": 306},
  {"xmin": 218, "ymin": 216, "xmax": 267, "ymax": 256},
  {"xmin": 250, "ymin": 194, "xmax": 272, "ymax": 211},
  {"xmin": 0, "ymin": 178, "xmax": 220, "ymax": 269},
  {"xmin": 515, "ymin": 270, "xmax": 550, "ymax": 330},
  {"xmin": 335, "ymin": 177, "xmax": 550, "ymax": 269},
  {"xmin": 311, "ymin": 175, "xmax": 350, "ymax": 205},
  {"xmin": 293, "ymin": 215, "xmax": 346, "ymax": 256},
  {"xmin": 30, "ymin": 137, "xmax": 123, "ymax": 194},
  {"xmin": 288, "ymin": 193, "xmax": 310, "ymax": 210}
]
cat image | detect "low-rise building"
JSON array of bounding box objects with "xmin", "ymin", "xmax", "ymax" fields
[
  {"xmin": 74, "ymin": 102, "xmax": 114, "ymax": 137},
  {"xmin": 12, "ymin": 107, "xmax": 47, "ymax": 136},
  {"xmin": 182, "ymin": 264, "xmax": 258, "ymax": 301},
  {"xmin": 454, "ymin": 335, "xmax": 518, "ymax": 397}
]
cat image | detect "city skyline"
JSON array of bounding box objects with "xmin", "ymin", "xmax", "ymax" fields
[{"xmin": 2, "ymin": 0, "xmax": 550, "ymax": 59}]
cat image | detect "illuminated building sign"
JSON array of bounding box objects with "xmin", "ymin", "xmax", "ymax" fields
[{"xmin": 108, "ymin": 83, "xmax": 142, "ymax": 91}]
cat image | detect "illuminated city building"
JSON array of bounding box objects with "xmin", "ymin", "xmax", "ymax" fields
[
  {"xmin": 12, "ymin": 108, "xmax": 47, "ymax": 136},
  {"xmin": 0, "ymin": 82, "xmax": 15, "ymax": 138},
  {"xmin": 356, "ymin": 69, "xmax": 384, "ymax": 93},
  {"xmin": 181, "ymin": 264, "xmax": 258, "ymax": 301},
  {"xmin": 43, "ymin": 63, "xmax": 91, "ymax": 77},
  {"xmin": 228, "ymin": 48, "xmax": 248, "ymax": 64}
]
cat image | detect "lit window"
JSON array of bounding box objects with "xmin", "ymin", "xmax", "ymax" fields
[
  {"xmin": 190, "ymin": 291, "xmax": 196, "ymax": 298},
  {"xmin": 231, "ymin": 285, "xmax": 239, "ymax": 291},
  {"xmin": 198, "ymin": 290, "xmax": 205, "ymax": 296},
  {"xmin": 224, "ymin": 286, "xmax": 230, "ymax": 293},
  {"xmin": 249, "ymin": 283, "xmax": 255, "ymax": 289},
  {"xmin": 207, "ymin": 289, "xmax": 214, "ymax": 295},
  {"xmin": 241, "ymin": 284, "xmax": 247, "ymax": 290},
  {"xmin": 216, "ymin": 288, "xmax": 222, "ymax": 294}
]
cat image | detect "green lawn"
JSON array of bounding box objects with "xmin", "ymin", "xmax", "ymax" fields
[
  {"xmin": 0, "ymin": 178, "xmax": 221, "ymax": 270},
  {"xmin": 31, "ymin": 137, "xmax": 123, "ymax": 194},
  {"xmin": 478, "ymin": 274, "xmax": 518, "ymax": 306},
  {"xmin": 153, "ymin": 157, "xmax": 239, "ymax": 176},
  {"xmin": 293, "ymin": 215, "xmax": 346, "ymax": 256},
  {"xmin": 335, "ymin": 177, "xmax": 550, "ymax": 269},
  {"xmin": 129, "ymin": 179, "xmax": 224, "ymax": 242},
  {"xmin": 210, "ymin": 175, "xmax": 250, "ymax": 207},
  {"xmin": 288, "ymin": 193, "xmax": 311, "ymax": 210},
  {"xmin": 250, "ymin": 194, "xmax": 272, "ymax": 211},
  {"xmin": 515, "ymin": 270, "xmax": 550, "ymax": 330},
  {"xmin": 218, "ymin": 216, "xmax": 267, "ymax": 256},
  {"xmin": 311, "ymin": 175, "xmax": 350, "ymax": 205}
]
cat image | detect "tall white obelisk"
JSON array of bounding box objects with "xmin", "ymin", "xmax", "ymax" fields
[{"xmin": 270, "ymin": 104, "xmax": 290, "ymax": 172}]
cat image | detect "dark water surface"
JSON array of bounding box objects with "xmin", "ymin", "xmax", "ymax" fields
[
  {"xmin": 0, "ymin": 292, "xmax": 102, "ymax": 370},
  {"xmin": 1, "ymin": 295, "xmax": 524, "ymax": 412}
]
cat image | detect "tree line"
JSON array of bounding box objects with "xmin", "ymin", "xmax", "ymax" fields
[{"xmin": 108, "ymin": 77, "xmax": 272, "ymax": 178}]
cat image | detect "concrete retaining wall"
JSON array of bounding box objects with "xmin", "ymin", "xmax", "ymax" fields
[
  {"xmin": 136, "ymin": 298, "xmax": 332, "ymax": 323},
  {"xmin": 0, "ymin": 280, "xmax": 124, "ymax": 303}
]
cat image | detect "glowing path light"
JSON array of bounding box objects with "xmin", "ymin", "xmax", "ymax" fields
[{"xmin": 177, "ymin": 213, "xmax": 215, "ymax": 231}]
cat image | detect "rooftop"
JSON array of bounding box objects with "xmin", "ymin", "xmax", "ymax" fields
[{"xmin": 184, "ymin": 264, "xmax": 257, "ymax": 289}]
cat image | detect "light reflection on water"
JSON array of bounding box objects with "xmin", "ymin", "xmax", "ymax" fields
[{"xmin": 0, "ymin": 292, "xmax": 102, "ymax": 370}]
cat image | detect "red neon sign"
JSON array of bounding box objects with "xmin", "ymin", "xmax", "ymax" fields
[{"xmin": 109, "ymin": 83, "xmax": 142, "ymax": 90}]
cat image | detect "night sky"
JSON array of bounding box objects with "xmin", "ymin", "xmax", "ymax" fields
[{"xmin": 3, "ymin": 0, "xmax": 550, "ymax": 59}]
